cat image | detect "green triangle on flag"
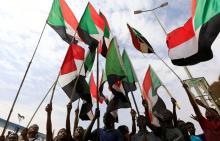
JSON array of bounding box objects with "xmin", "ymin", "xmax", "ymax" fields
[
  {"xmin": 122, "ymin": 50, "xmax": 137, "ymax": 93},
  {"xmin": 47, "ymin": 0, "xmax": 78, "ymax": 44},
  {"xmin": 77, "ymin": 2, "xmax": 104, "ymax": 51},
  {"xmin": 105, "ymin": 37, "xmax": 126, "ymax": 86}
]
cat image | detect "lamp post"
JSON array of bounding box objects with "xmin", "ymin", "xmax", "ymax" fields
[{"xmin": 134, "ymin": 2, "xmax": 211, "ymax": 108}]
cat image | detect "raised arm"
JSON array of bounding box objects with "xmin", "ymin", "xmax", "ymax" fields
[
  {"xmin": 66, "ymin": 102, "xmax": 72, "ymax": 139},
  {"xmin": 46, "ymin": 103, "xmax": 53, "ymax": 141},
  {"xmin": 183, "ymin": 84, "xmax": 203, "ymax": 121},
  {"xmin": 142, "ymin": 99, "xmax": 159, "ymax": 132},
  {"xmin": 130, "ymin": 109, "xmax": 136, "ymax": 136},
  {"xmin": 73, "ymin": 107, "xmax": 79, "ymax": 133},
  {"xmin": 171, "ymin": 98, "xmax": 178, "ymax": 127},
  {"xmin": 83, "ymin": 108, "xmax": 100, "ymax": 141}
]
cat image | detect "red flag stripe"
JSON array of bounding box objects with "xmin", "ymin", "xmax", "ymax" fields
[
  {"xmin": 88, "ymin": 2, "xmax": 105, "ymax": 32},
  {"xmin": 166, "ymin": 18, "xmax": 195, "ymax": 49},
  {"xmin": 127, "ymin": 24, "xmax": 141, "ymax": 50},
  {"xmin": 142, "ymin": 67, "xmax": 151, "ymax": 100},
  {"xmin": 60, "ymin": 44, "xmax": 85, "ymax": 75},
  {"xmin": 60, "ymin": 0, "xmax": 78, "ymax": 31}
]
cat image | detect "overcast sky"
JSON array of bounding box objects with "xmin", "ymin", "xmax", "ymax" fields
[{"xmin": 0, "ymin": 0, "xmax": 220, "ymax": 135}]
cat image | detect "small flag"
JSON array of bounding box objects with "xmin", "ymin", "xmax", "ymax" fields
[
  {"xmin": 127, "ymin": 24, "xmax": 154, "ymax": 53},
  {"xmin": 142, "ymin": 66, "xmax": 166, "ymax": 126}
]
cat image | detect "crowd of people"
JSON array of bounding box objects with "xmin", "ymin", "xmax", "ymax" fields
[{"xmin": 1, "ymin": 83, "xmax": 220, "ymax": 141}]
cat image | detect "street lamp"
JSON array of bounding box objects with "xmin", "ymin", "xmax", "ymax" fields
[{"xmin": 134, "ymin": 2, "xmax": 168, "ymax": 14}]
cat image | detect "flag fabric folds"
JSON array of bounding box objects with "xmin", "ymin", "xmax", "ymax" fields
[
  {"xmin": 58, "ymin": 44, "xmax": 93, "ymax": 120},
  {"xmin": 77, "ymin": 2, "xmax": 105, "ymax": 51},
  {"xmin": 89, "ymin": 72, "xmax": 106, "ymax": 104},
  {"xmin": 58, "ymin": 44, "xmax": 85, "ymax": 101},
  {"xmin": 142, "ymin": 66, "xmax": 166, "ymax": 126},
  {"xmin": 127, "ymin": 24, "xmax": 154, "ymax": 53},
  {"xmin": 122, "ymin": 50, "xmax": 137, "ymax": 93},
  {"xmin": 166, "ymin": 0, "xmax": 220, "ymax": 66},
  {"xmin": 105, "ymin": 38, "xmax": 131, "ymax": 113},
  {"xmin": 99, "ymin": 11, "xmax": 112, "ymax": 57},
  {"xmin": 47, "ymin": 0, "xmax": 78, "ymax": 44}
]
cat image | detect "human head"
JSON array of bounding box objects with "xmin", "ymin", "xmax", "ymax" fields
[
  {"xmin": 103, "ymin": 112, "xmax": 115, "ymax": 128},
  {"xmin": 74, "ymin": 126, "xmax": 84, "ymax": 138},
  {"xmin": 7, "ymin": 133, "xmax": 18, "ymax": 141},
  {"xmin": 57, "ymin": 128, "xmax": 67, "ymax": 140},
  {"xmin": 186, "ymin": 122, "xmax": 195, "ymax": 135},
  {"xmin": 28, "ymin": 124, "xmax": 39, "ymax": 137},
  {"xmin": 118, "ymin": 125, "xmax": 129, "ymax": 135},
  {"xmin": 177, "ymin": 120, "xmax": 188, "ymax": 132},
  {"xmin": 205, "ymin": 108, "xmax": 220, "ymax": 120},
  {"xmin": 118, "ymin": 125, "xmax": 129, "ymax": 141},
  {"xmin": 137, "ymin": 115, "xmax": 147, "ymax": 128}
]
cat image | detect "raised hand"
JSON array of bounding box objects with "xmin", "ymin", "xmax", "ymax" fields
[
  {"xmin": 67, "ymin": 102, "xmax": 72, "ymax": 112},
  {"xmin": 130, "ymin": 109, "xmax": 137, "ymax": 120},
  {"xmin": 45, "ymin": 103, "xmax": 52, "ymax": 113}
]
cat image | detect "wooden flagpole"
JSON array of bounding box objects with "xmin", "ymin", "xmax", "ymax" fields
[
  {"xmin": 27, "ymin": 82, "xmax": 55, "ymax": 127},
  {"xmin": 96, "ymin": 42, "xmax": 100, "ymax": 141},
  {"xmin": 1, "ymin": 21, "xmax": 48, "ymax": 137}
]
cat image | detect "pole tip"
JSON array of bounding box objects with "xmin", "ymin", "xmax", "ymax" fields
[
  {"xmin": 160, "ymin": 2, "xmax": 168, "ymax": 8},
  {"xmin": 134, "ymin": 10, "xmax": 142, "ymax": 14}
]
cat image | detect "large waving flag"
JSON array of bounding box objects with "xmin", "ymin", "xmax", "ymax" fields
[
  {"xmin": 106, "ymin": 38, "xmax": 131, "ymax": 113},
  {"xmin": 122, "ymin": 50, "xmax": 137, "ymax": 93},
  {"xmin": 58, "ymin": 44, "xmax": 85, "ymax": 101},
  {"xmin": 77, "ymin": 2, "xmax": 105, "ymax": 51},
  {"xmin": 166, "ymin": 0, "xmax": 220, "ymax": 66},
  {"xmin": 47, "ymin": 0, "xmax": 78, "ymax": 44},
  {"xmin": 58, "ymin": 44, "xmax": 93, "ymax": 120},
  {"xmin": 142, "ymin": 66, "xmax": 166, "ymax": 126},
  {"xmin": 127, "ymin": 24, "xmax": 154, "ymax": 53}
]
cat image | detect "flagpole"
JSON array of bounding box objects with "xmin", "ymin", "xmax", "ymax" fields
[
  {"xmin": 0, "ymin": 22, "xmax": 48, "ymax": 137},
  {"xmin": 50, "ymin": 72, "xmax": 60, "ymax": 104},
  {"xmin": 130, "ymin": 90, "xmax": 140, "ymax": 116},
  {"xmin": 96, "ymin": 44, "xmax": 100, "ymax": 141},
  {"xmin": 26, "ymin": 82, "xmax": 55, "ymax": 127}
]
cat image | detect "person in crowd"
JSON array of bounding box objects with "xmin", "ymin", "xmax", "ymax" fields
[
  {"xmin": 45, "ymin": 103, "xmax": 73, "ymax": 141},
  {"xmin": 177, "ymin": 120, "xmax": 190, "ymax": 141},
  {"xmin": 26, "ymin": 124, "xmax": 41, "ymax": 141},
  {"xmin": 117, "ymin": 109, "xmax": 136, "ymax": 141},
  {"xmin": 72, "ymin": 107, "xmax": 84, "ymax": 141},
  {"xmin": 6, "ymin": 133, "xmax": 18, "ymax": 141},
  {"xmin": 131, "ymin": 114, "xmax": 161, "ymax": 141},
  {"xmin": 19, "ymin": 128, "xmax": 28, "ymax": 141},
  {"xmin": 186, "ymin": 122, "xmax": 206, "ymax": 141},
  {"xmin": 143, "ymin": 98, "xmax": 184, "ymax": 141},
  {"xmin": 83, "ymin": 109, "xmax": 123, "ymax": 141},
  {"xmin": 183, "ymin": 83, "xmax": 220, "ymax": 141}
]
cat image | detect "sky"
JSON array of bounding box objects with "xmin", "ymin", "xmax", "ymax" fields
[{"xmin": 0, "ymin": 0, "xmax": 220, "ymax": 136}]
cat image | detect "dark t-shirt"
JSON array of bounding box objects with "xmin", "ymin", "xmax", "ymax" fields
[{"xmin": 90, "ymin": 128, "xmax": 124, "ymax": 141}]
